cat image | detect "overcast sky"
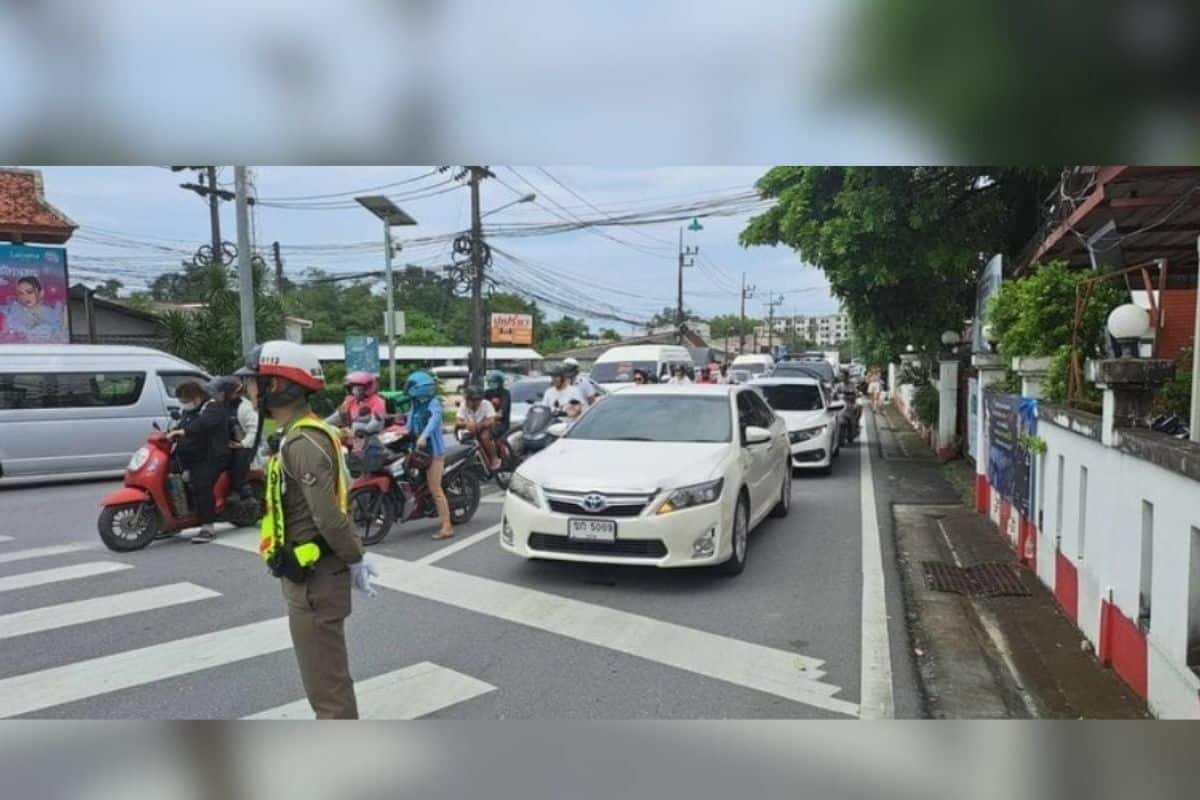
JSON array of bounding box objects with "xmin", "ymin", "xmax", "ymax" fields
[{"xmin": 37, "ymin": 166, "xmax": 839, "ymax": 333}]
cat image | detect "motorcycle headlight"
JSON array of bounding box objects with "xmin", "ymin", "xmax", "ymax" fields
[
  {"xmin": 127, "ymin": 447, "xmax": 150, "ymax": 472},
  {"xmin": 655, "ymin": 478, "xmax": 724, "ymax": 515},
  {"xmin": 508, "ymin": 472, "xmax": 545, "ymax": 509},
  {"xmin": 789, "ymin": 425, "xmax": 827, "ymax": 443}
]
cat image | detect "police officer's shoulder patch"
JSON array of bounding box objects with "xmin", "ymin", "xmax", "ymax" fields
[{"xmin": 300, "ymin": 472, "xmax": 318, "ymax": 486}]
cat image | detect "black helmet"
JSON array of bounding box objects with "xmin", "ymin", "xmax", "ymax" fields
[
  {"xmin": 548, "ymin": 366, "xmax": 566, "ymax": 379},
  {"xmin": 176, "ymin": 378, "xmax": 211, "ymax": 400},
  {"xmin": 207, "ymin": 376, "xmax": 240, "ymax": 399},
  {"xmin": 463, "ymin": 384, "xmax": 484, "ymax": 401}
]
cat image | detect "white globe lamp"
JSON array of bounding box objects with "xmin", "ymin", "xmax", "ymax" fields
[{"xmin": 1106, "ymin": 303, "xmax": 1151, "ymax": 358}]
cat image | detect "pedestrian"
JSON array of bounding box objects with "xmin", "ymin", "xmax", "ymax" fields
[
  {"xmin": 868, "ymin": 369, "xmax": 883, "ymax": 412},
  {"xmin": 241, "ymin": 340, "xmax": 379, "ymax": 720},
  {"xmin": 166, "ymin": 379, "xmax": 231, "ymax": 543}
]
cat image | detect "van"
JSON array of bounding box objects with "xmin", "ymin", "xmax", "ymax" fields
[
  {"xmin": 731, "ymin": 353, "xmax": 775, "ymax": 379},
  {"xmin": 590, "ymin": 344, "xmax": 695, "ymax": 391},
  {"xmin": 0, "ymin": 344, "xmax": 209, "ymax": 482}
]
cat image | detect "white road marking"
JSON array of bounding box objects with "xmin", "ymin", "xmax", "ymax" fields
[
  {"xmin": 0, "ymin": 536, "xmax": 13, "ymax": 543},
  {"xmin": 211, "ymin": 531, "xmax": 858, "ymax": 716},
  {"xmin": 859, "ymin": 412, "xmax": 895, "ymax": 719},
  {"xmin": 0, "ymin": 583, "xmax": 220, "ymax": 640},
  {"xmin": 416, "ymin": 524, "xmax": 501, "ymax": 565},
  {"xmin": 0, "ymin": 562, "xmax": 133, "ymax": 594},
  {"xmin": 246, "ymin": 662, "xmax": 496, "ymax": 719},
  {"xmin": 0, "ymin": 543, "xmax": 94, "ymax": 565},
  {"xmin": 0, "ymin": 617, "xmax": 294, "ymax": 718}
]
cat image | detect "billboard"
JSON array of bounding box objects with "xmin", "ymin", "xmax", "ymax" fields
[
  {"xmin": 344, "ymin": 335, "xmax": 381, "ymax": 375},
  {"xmin": 972, "ymin": 254, "xmax": 1003, "ymax": 353},
  {"xmin": 0, "ymin": 244, "xmax": 70, "ymax": 344},
  {"xmin": 490, "ymin": 312, "xmax": 533, "ymax": 345}
]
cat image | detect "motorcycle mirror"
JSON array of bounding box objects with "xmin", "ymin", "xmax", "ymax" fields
[
  {"xmin": 152, "ymin": 421, "xmax": 162, "ymax": 431},
  {"xmin": 169, "ymin": 409, "xmax": 182, "ymax": 421}
]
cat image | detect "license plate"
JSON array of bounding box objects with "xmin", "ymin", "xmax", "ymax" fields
[{"xmin": 568, "ymin": 518, "xmax": 617, "ymax": 543}]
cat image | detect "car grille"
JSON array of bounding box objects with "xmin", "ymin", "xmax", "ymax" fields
[
  {"xmin": 543, "ymin": 489, "xmax": 656, "ymax": 518},
  {"xmin": 793, "ymin": 449, "xmax": 826, "ymax": 463},
  {"xmin": 529, "ymin": 533, "xmax": 667, "ymax": 558},
  {"xmin": 548, "ymin": 500, "xmax": 645, "ymax": 517}
]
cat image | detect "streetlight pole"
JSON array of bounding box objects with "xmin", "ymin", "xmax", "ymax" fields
[
  {"xmin": 234, "ymin": 167, "xmax": 256, "ymax": 357},
  {"xmin": 739, "ymin": 272, "xmax": 755, "ymax": 355},
  {"xmin": 469, "ymin": 166, "xmax": 486, "ymax": 386},
  {"xmin": 677, "ymin": 218, "xmax": 701, "ymax": 345},
  {"xmin": 355, "ymin": 196, "xmax": 417, "ymax": 392}
]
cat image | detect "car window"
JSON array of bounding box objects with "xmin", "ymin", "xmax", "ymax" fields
[
  {"xmin": 745, "ymin": 391, "xmax": 776, "ymax": 428},
  {"xmin": 736, "ymin": 390, "xmax": 756, "ymax": 427},
  {"xmin": 159, "ymin": 372, "xmax": 211, "ymax": 400},
  {"xmin": 0, "ymin": 372, "xmax": 146, "ymax": 409}
]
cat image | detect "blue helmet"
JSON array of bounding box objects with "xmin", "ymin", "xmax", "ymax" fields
[{"xmin": 404, "ymin": 371, "xmax": 436, "ymax": 401}]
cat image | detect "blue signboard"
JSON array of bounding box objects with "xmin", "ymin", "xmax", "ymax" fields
[{"xmin": 344, "ymin": 335, "xmax": 380, "ymax": 375}]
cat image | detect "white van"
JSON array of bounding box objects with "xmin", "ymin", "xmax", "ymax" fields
[
  {"xmin": 731, "ymin": 353, "xmax": 775, "ymax": 379},
  {"xmin": 0, "ymin": 344, "xmax": 209, "ymax": 483},
  {"xmin": 590, "ymin": 344, "xmax": 695, "ymax": 391}
]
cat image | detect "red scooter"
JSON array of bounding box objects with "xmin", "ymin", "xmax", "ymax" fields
[{"xmin": 97, "ymin": 426, "xmax": 264, "ymax": 552}]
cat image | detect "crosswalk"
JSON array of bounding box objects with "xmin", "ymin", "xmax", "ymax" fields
[
  {"xmin": 0, "ymin": 535, "xmax": 497, "ymax": 719},
  {"xmin": 0, "ymin": 529, "xmax": 858, "ymax": 719}
]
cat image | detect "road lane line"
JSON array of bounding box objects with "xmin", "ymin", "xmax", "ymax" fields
[
  {"xmin": 0, "ymin": 583, "xmax": 220, "ymax": 640},
  {"xmin": 246, "ymin": 662, "xmax": 496, "ymax": 719},
  {"xmin": 0, "ymin": 562, "xmax": 133, "ymax": 594},
  {"xmin": 416, "ymin": 524, "xmax": 501, "ymax": 565},
  {"xmin": 0, "ymin": 544, "xmax": 94, "ymax": 565},
  {"xmin": 209, "ymin": 530, "xmax": 856, "ymax": 716},
  {"xmin": 859, "ymin": 412, "xmax": 895, "ymax": 719},
  {"xmin": 0, "ymin": 617, "xmax": 294, "ymax": 718}
]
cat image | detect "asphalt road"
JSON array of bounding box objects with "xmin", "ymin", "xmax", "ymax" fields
[{"xmin": 0, "ymin": 411, "xmax": 920, "ymax": 719}]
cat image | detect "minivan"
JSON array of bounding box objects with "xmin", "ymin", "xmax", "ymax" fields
[
  {"xmin": 0, "ymin": 344, "xmax": 209, "ymax": 483},
  {"xmin": 731, "ymin": 353, "xmax": 776, "ymax": 379},
  {"xmin": 590, "ymin": 344, "xmax": 695, "ymax": 391}
]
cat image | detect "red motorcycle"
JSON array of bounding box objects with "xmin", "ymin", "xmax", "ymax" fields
[
  {"xmin": 348, "ymin": 434, "xmax": 482, "ymax": 546},
  {"xmin": 97, "ymin": 427, "xmax": 264, "ymax": 552}
]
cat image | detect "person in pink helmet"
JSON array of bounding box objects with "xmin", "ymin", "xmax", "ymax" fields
[{"xmin": 327, "ymin": 371, "xmax": 386, "ymax": 431}]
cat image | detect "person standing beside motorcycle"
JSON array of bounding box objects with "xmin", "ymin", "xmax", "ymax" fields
[
  {"xmin": 241, "ymin": 340, "xmax": 378, "ymax": 719},
  {"xmin": 166, "ymin": 379, "xmax": 231, "ymax": 543},
  {"xmin": 406, "ymin": 371, "xmax": 454, "ymax": 541},
  {"xmin": 456, "ymin": 385, "xmax": 501, "ymax": 471}
]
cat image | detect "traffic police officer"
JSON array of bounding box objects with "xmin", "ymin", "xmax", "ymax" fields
[{"xmin": 240, "ymin": 340, "xmax": 379, "ymax": 719}]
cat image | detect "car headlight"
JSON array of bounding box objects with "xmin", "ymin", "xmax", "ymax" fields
[
  {"xmin": 127, "ymin": 446, "xmax": 150, "ymax": 472},
  {"xmin": 508, "ymin": 472, "xmax": 545, "ymax": 509},
  {"xmin": 655, "ymin": 478, "xmax": 724, "ymax": 515},
  {"xmin": 789, "ymin": 425, "xmax": 827, "ymax": 443}
]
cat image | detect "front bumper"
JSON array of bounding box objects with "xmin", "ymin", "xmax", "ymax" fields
[
  {"xmin": 789, "ymin": 429, "xmax": 834, "ymax": 469},
  {"xmin": 500, "ymin": 492, "xmax": 732, "ymax": 568}
]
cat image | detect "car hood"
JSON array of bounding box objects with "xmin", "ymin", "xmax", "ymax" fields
[
  {"xmin": 597, "ymin": 383, "xmax": 637, "ymax": 394},
  {"xmin": 519, "ymin": 438, "xmax": 730, "ymax": 493},
  {"xmin": 775, "ymin": 409, "xmax": 832, "ymax": 431}
]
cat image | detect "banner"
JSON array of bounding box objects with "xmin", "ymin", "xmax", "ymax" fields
[
  {"xmin": 490, "ymin": 312, "xmax": 533, "ymax": 345},
  {"xmin": 986, "ymin": 391, "xmax": 1017, "ymax": 501},
  {"xmin": 966, "ymin": 377, "xmax": 979, "ymax": 461},
  {"xmin": 0, "ymin": 244, "xmax": 69, "ymax": 344},
  {"xmin": 344, "ymin": 335, "xmax": 380, "ymax": 375}
]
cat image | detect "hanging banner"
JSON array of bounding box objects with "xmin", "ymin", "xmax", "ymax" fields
[
  {"xmin": 0, "ymin": 244, "xmax": 70, "ymax": 344},
  {"xmin": 490, "ymin": 312, "xmax": 533, "ymax": 345},
  {"xmin": 986, "ymin": 391, "xmax": 1018, "ymax": 501}
]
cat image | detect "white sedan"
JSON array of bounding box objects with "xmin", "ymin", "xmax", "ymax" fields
[
  {"xmin": 749, "ymin": 377, "xmax": 844, "ymax": 473},
  {"xmin": 500, "ymin": 384, "xmax": 792, "ymax": 575}
]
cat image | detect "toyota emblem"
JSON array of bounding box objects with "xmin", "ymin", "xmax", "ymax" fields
[{"xmin": 581, "ymin": 493, "xmax": 609, "ymax": 513}]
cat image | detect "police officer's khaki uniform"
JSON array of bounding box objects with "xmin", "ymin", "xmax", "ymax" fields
[{"xmin": 278, "ymin": 416, "xmax": 365, "ymax": 719}]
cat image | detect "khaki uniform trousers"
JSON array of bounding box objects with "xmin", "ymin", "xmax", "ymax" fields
[{"xmin": 281, "ymin": 563, "xmax": 358, "ymax": 719}]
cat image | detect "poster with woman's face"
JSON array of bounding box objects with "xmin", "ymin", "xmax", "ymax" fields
[{"xmin": 0, "ymin": 245, "xmax": 69, "ymax": 344}]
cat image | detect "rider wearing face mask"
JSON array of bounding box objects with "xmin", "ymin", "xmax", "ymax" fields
[
  {"xmin": 327, "ymin": 372, "xmax": 386, "ymax": 434},
  {"xmin": 166, "ymin": 379, "xmax": 232, "ymax": 543}
]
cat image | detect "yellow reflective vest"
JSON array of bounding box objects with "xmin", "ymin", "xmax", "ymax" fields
[{"xmin": 258, "ymin": 415, "xmax": 350, "ymax": 567}]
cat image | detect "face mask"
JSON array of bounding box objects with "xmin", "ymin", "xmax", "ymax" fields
[
  {"xmin": 180, "ymin": 401, "xmax": 198, "ymax": 412},
  {"xmin": 352, "ymin": 387, "xmax": 366, "ymax": 399}
]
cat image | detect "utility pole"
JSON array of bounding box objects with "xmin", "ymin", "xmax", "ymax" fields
[
  {"xmin": 764, "ymin": 293, "xmax": 784, "ymax": 356},
  {"xmin": 739, "ymin": 272, "xmax": 755, "ymax": 355},
  {"xmin": 677, "ymin": 227, "xmax": 699, "ymax": 344},
  {"xmin": 468, "ymin": 166, "xmax": 487, "ymax": 386},
  {"xmin": 173, "ymin": 166, "xmax": 236, "ymax": 270},
  {"xmin": 271, "ymin": 241, "xmax": 285, "ymax": 295},
  {"xmin": 234, "ymin": 167, "xmax": 256, "ymax": 357}
]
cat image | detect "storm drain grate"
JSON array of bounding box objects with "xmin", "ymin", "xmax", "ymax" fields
[{"xmin": 922, "ymin": 562, "xmax": 1031, "ymax": 597}]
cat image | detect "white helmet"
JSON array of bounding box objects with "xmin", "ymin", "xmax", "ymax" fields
[{"xmin": 241, "ymin": 340, "xmax": 326, "ymax": 410}]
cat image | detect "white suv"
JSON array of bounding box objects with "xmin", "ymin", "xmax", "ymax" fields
[{"xmin": 500, "ymin": 385, "xmax": 791, "ymax": 575}]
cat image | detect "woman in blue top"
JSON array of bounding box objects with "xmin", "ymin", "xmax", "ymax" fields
[{"xmin": 405, "ymin": 371, "xmax": 454, "ymax": 540}]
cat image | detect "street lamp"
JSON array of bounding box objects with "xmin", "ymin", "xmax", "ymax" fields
[
  {"xmin": 356, "ymin": 195, "xmax": 418, "ymax": 391},
  {"xmin": 1107, "ymin": 303, "xmax": 1151, "ymax": 358},
  {"xmin": 941, "ymin": 329, "xmax": 961, "ymax": 356},
  {"xmin": 481, "ymin": 193, "xmax": 535, "ymax": 219}
]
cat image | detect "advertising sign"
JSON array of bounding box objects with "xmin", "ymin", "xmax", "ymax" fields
[
  {"xmin": 966, "ymin": 377, "xmax": 979, "ymax": 461},
  {"xmin": 0, "ymin": 244, "xmax": 69, "ymax": 344},
  {"xmin": 972, "ymin": 254, "xmax": 1003, "ymax": 353},
  {"xmin": 986, "ymin": 391, "xmax": 1017, "ymax": 501},
  {"xmin": 490, "ymin": 312, "xmax": 533, "ymax": 345},
  {"xmin": 344, "ymin": 335, "xmax": 380, "ymax": 375}
]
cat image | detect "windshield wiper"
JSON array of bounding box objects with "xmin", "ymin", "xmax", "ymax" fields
[{"xmin": 610, "ymin": 435, "xmax": 654, "ymax": 441}]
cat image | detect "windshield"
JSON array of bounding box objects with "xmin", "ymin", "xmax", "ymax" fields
[
  {"xmin": 590, "ymin": 360, "xmax": 659, "ymax": 384},
  {"xmin": 772, "ymin": 362, "xmax": 834, "ymax": 382},
  {"xmin": 566, "ymin": 394, "xmax": 731, "ymax": 443},
  {"xmin": 511, "ymin": 378, "xmax": 550, "ymax": 404},
  {"xmin": 758, "ymin": 384, "xmax": 824, "ymax": 412}
]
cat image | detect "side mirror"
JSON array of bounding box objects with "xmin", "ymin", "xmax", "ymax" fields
[
  {"xmin": 744, "ymin": 425, "xmax": 771, "ymax": 445},
  {"xmin": 169, "ymin": 409, "xmax": 181, "ymax": 421},
  {"xmin": 829, "ymin": 401, "xmax": 846, "ymax": 412}
]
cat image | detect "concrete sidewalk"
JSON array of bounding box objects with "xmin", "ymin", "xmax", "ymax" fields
[{"xmin": 874, "ymin": 404, "xmax": 1148, "ymax": 719}]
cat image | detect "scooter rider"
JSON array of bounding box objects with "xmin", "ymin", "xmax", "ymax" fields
[
  {"xmin": 542, "ymin": 366, "xmax": 585, "ymax": 414},
  {"xmin": 456, "ymin": 385, "xmax": 501, "ymax": 470},
  {"xmin": 241, "ymin": 340, "xmax": 379, "ymax": 719},
  {"xmin": 405, "ymin": 370, "xmax": 455, "ymax": 540},
  {"xmin": 483, "ymin": 370, "xmax": 512, "ymax": 437},
  {"xmin": 166, "ymin": 378, "xmax": 232, "ymax": 543},
  {"xmin": 562, "ymin": 357, "xmax": 598, "ymax": 405}
]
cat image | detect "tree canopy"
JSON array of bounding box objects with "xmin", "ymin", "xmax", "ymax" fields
[{"xmin": 739, "ymin": 167, "xmax": 1055, "ymax": 366}]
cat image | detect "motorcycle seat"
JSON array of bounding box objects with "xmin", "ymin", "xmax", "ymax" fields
[{"xmin": 443, "ymin": 444, "xmax": 474, "ymax": 466}]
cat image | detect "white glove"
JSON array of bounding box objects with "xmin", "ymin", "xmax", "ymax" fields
[{"xmin": 350, "ymin": 555, "xmax": 380, "ymax": 597}]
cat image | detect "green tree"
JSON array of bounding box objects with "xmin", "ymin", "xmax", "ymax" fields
[
  {"xmin": 709, "ymin": 313, "xmax": 760, "ymax": 340},
  {"xmin": 739, "ymin": 166, "xmax": 1056, "ymax": 367},
  {"xmin": 599, "ymin": 328, "xmax": 622, "ymax": 341},
  {"xmin": 93, "ymin": 278, "xmax": 123, "ymax": 299}
]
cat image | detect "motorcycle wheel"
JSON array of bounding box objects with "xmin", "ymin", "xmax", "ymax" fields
[
  {"xmin": 98, "ymin": 502, "xmax": 161, "ymax": 552},
  {"xmin": 229, "ymin": 483, "xmax": 264, "ymax": 527},
  {"xmin": 446, "ymin": 471, "xmax": 482, "ymax": 525},
  {"xmin": 350, "ymin": 487, "xmax": 396, "ymax": 546}
]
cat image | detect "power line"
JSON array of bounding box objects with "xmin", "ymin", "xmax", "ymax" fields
[{"xmin": 254, "ymin": 169, "xmax": 441, "ymax": 202}]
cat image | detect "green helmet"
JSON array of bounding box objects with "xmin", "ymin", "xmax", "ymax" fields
[{"xmin": 486, "ymin": 370, "xmax": 506, "ymax": 389}]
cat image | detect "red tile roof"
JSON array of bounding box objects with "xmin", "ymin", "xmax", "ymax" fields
[{"xmin": 0, "ymin": 168, "xmax": 77, "ymax": 244}]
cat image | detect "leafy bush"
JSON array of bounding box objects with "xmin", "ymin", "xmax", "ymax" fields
[
  {"xmin": 1154, "ymin": 347, "xmax": 1193, "ymax": 419},
  {"xmin": 913, "ymin": 383, "xmax": 939, "ymax": 427}
]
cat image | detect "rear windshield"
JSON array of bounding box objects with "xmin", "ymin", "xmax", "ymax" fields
[
  {"xmin": 511, "ymin": 378, "xmax": 550, "ymax": 403},
  {"xmin": 590, "ymin": 360, "xmax": 659, "ymax": 384},
  {"xmin": 758, "ymin": 384, "xmax": 824, "ymax": 412}
]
